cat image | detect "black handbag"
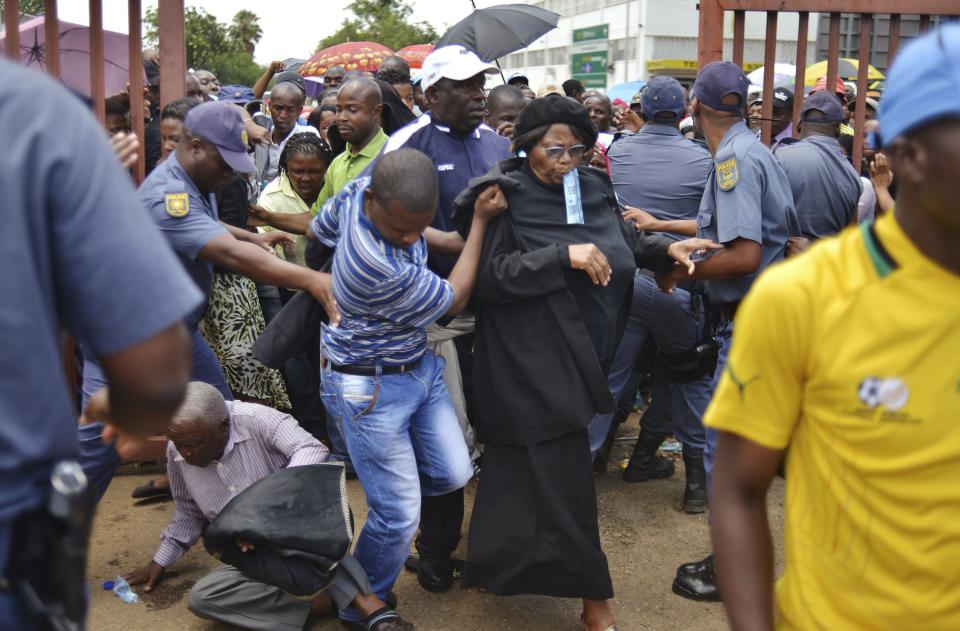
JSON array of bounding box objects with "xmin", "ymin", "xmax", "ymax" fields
[{"xmin": 203, "ymin": 464, "xmax": 353, "ymax": 598}]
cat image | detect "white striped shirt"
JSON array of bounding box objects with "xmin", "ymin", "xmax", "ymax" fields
[
  {"xmin": 152, "ymin": 402, "xmax": 329, "ymax": 567},
  {"xmin": 310, "ymin": 177, "xmax": 454, "ymax": 366}
]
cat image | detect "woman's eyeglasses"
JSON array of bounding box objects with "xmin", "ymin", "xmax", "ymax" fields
[{"xmin": 541, "ymin": 144, "xmax": 588, "ymax": 161}]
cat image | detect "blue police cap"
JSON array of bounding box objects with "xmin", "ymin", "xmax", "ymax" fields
[
  {"xmin": 640, "ymin": 75, "xmax": 686, "ymax": 120},
  {"xmin": 692, "ymin": 61, "xmax": 749, "ymax": 114},
  {"xmin": 800, "ymin": 91, "xmax": 845, "ymax": 123},
  {"xmin": 219, "ymin": 85, "xmax": 255, "ymax": 104},
  {"xmin": 184, "ymin": 102, "xmax": 256, "ymax": 173},
  {"xmin": 879, "ymin": 23, "xmax": 960, "ymax": 147}
]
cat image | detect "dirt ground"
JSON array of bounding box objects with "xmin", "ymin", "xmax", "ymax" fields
[{"xmin": 87, "ymin": 415, "xmax": 784, "ymax": 631}]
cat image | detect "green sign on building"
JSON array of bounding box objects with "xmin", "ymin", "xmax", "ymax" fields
[
  {"xmin": 572, "ymin": 24, "xmax": 608, "ymax": 44},
  {"xmin": 571, "ymin": 24, "xmax": 608, "ymax": 89}
]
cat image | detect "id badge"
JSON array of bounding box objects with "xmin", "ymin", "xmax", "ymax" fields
[{"xmin": 563, "ymin": 169, "xmax": 584, "ymax": 225}]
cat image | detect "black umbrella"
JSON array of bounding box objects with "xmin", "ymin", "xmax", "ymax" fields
[{"xmin": 437, "ymin": 3, "xmax": 560, "ymax": 64}]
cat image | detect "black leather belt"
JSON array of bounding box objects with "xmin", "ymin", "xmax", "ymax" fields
[{"xmin": 329, "ymin": 358, "xmax": 421, "ymax": 376}]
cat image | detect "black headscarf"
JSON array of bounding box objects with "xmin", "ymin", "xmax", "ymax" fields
[
  {"xmin": 374, "ymin": 78, "xmax": 417, "ymax": 134},
  {"xmin": 514, "ymin": 94, "xmax": 598, "ymax": 146}
]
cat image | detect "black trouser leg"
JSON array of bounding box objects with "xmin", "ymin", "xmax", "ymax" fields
[
  {"xmin": 452, "ymin": 332, "xmax": 474, "ymax": 411},
  {"xmin": 414, "ymin": 487, "xmax": 465, "ymax": 592},
  {"xmin": 416, "ymin": 487, "xmax": 465, "ymax": 561}
]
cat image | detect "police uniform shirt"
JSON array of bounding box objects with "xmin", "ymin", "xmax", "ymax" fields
[
  {"xmin": 697, "ymin": 120, "xmax": 797, "ymax": 305},
  {"xmin": 139, "ymin": 152, "xmax": 228, "ymax": 330},
  {"xmin": 380, "ymin": 113, "xmax": 512, "ymax": 277},
  {"xmin": 607, "ymin": 123, "xmax": 712, "ymax": 241},
  {"xmin": 0, "ymin": 59, "xmax": 202, "ymax": 519},
  {"xmin": 774, "ymin": 135, "xmax": 862, "ymax": 240}
]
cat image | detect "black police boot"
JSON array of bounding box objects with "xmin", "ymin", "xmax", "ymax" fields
[
  {"xmin": 417, "ymin": 555, "xmax": 454, "ymax": 593},
  {"xmin": 672, "ymin": 554, "xmax": 721, "ymax": 602},
  {"xmin": 622, "ymin": 431, "xmax": 674, "ymax": 483},
  {"xmin": 681, "ymin": 446, "xmax": 708, "ymax": 514}
]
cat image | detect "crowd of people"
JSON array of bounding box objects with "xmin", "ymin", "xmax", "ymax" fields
[{"xmin": 3, "ymin": 19, "xmax": 959, "ymax": 631}]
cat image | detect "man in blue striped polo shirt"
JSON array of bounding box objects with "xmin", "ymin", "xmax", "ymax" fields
[
  {"xmin": 306, "ymin": 148, "xmax": 506, "ymax": 626},
  {"xmin": 379, "ymin": 45, "xmax": 511, "ymax": 592}
]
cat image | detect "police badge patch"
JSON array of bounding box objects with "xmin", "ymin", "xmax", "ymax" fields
[
  {"xmin": 716, "ymin": 158, "xmax": 739, "ymax": 191},
  {"xmin": 165, "ymin": 193, "xmax": 190, "ymax": 217}
]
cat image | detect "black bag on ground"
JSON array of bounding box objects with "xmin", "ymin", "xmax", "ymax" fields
[{"xmin": 202, "ymin": 464, "xmax": 353, "ymax": 597}]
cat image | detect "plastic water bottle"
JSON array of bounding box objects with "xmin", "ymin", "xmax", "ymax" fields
[{"xmin": 112, "ymin": 576, "xmax": 139, "ymax": 604}]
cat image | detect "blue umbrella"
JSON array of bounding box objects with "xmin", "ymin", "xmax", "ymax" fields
[{"xmin": 606, "ymin": 80, "xmax": 647, "ymax": 103}]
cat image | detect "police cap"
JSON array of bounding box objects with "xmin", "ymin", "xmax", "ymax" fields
[{"xmin": 184, "ymin": 102, "xmax": 256, "ymax": 173}]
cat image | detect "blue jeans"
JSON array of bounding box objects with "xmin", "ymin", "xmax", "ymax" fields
[
  {"xmin": 78, "ymin": 329, "xmax": 232, "ymax": 504},
  {"xmin": 704, "ymin": 323, "xmax": 733, "ymax": 502},
  {"xmin": 320, "ymin": 353, "xmax": 473, "ymax": 622},
  {"xmin": 587, "ymin": 273, "xmax": 710, "ymax": 453}
]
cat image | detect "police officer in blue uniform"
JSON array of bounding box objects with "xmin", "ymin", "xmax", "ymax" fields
[
  {"xmin": 80, "ymin": 102, "xmax": 341, "ymax": 503},
  {"xmin": 0, "ymin": 58, "xmax": 202, "ymax": 628},
  {"xmin": 596, "ymin": 76, "xmax": 715, "ymax": 514},
  {"xmin": 774, "ymin": 91, "xmax": 863, "ymax": 240},
  {"xmin": 659, "ymin": 61, "xmax": 798, "ymax": 602}
]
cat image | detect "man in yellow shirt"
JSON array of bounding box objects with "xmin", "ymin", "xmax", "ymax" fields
[{"xmin": 707, "ymin": 26, "xmax": 960, "ymax": 630}]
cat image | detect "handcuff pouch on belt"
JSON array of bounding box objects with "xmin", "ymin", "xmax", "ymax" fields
[
  {"xmin": 4, "ymin": 461, "xmax": 93, "ymax": 631},
  {"xmin": 658, "ymin": 284, "xmax": 721, "ymax": 383}
]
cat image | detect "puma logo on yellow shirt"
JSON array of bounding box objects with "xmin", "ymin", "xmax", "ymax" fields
[{"xmin": 725, "ymin": 362, "xmax": 760, "ymax": 401}]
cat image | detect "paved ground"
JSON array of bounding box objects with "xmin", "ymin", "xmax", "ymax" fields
[{"xmin": 87, "ymin": 416, "xmax": 784, "ymax": 631}]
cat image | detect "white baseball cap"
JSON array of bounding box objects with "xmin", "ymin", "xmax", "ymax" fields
[{"xmin": 421, "ymin": 45, "xmax": 499, "ymax": 91}]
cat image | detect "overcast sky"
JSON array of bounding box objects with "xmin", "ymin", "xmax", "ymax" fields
[{"xmin": 57, "ymin": 0, "xmax": 504, "ymax": 65}]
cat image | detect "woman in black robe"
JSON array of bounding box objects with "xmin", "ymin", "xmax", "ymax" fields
[{"xmin": 458, "ymin": 96, "xmax": 718, "ymax": 631}]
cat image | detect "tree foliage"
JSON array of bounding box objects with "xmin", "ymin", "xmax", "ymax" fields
[
  {"xmin": 230, "ymin": 9, "xmax": 263, "ymax": 56},
  {"xmin": 144, "ymin": 6, "xmax": 263, "ymax": 86},
  {"xmin": 0, "ymin": 0, "xmax": 44, "ymax": 17},
  {"xmin": 316, "ymin": 0, "xmax": 438, "ymax": 52}
]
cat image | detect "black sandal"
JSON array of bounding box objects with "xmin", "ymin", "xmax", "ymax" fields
[
  {"xmin": 131, "ymin": 479, "xmax": 172, "ymax": 499},
  {"xmin": 343, "ymin": 607, "xmax": 414, "ymax": 631}
]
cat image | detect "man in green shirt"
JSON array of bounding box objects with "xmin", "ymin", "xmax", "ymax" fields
[
  {"xmin": 313, "ymin": 77, "xmax": 388, "ymax": 213},
  {"xmin": 249, "ymin": 77, "xmax": 387, "ymax": 233}
]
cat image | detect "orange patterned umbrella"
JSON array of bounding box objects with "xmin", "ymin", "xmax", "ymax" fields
[
  {"xmin": 395, "ymin": 44, "xmax": 435, "ymax": 70},
  {"xmin": 300, "ymin": 41, "xmax": 394, "ymax": 77}
]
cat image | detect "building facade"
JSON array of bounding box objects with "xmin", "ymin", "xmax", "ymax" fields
[{"xmin": 502, "ymin": 0, "xmax": 820, "ymax": 90}]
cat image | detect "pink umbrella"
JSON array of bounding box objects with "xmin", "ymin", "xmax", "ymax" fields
[
  {"xmin": 301, "ymin": 42, "xmax": 394, "ymax": 77},
  {"xmin": 395, "ymin": 44, "xmax": 435, "ymax": 70},
  {"xmin": 0, "ymin": 16, "xmax": 142, "ymax": 97}
]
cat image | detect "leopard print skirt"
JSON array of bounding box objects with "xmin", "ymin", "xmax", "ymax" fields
[{"xmin": 200, "ymin": 271, "xmax": 291, "ymax": 410}]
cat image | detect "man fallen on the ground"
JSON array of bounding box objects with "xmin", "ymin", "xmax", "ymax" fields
[{"xmin": 124, "ymin": 382, "xmax": 412, "ymax": 631}]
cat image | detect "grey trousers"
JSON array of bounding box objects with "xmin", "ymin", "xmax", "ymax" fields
[
  {"xmin": 426, "ymin": 313, "xmax": 479, "ymax": 461},
  {"xmin": 187, "ymin": 555, "xmax": 373, "ymax": 631}
]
